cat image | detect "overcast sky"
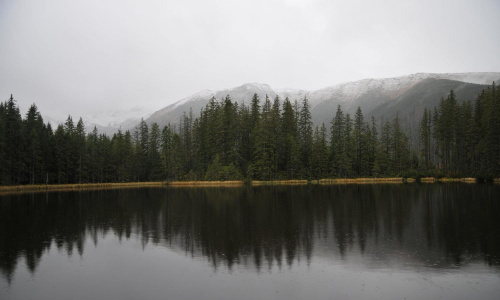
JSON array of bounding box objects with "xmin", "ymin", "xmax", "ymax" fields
[{"xmin": 1, "ymin": 0, "xmax": 499, "ymax": 121}]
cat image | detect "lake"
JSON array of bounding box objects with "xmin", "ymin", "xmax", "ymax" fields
[{"xmin": 1, "ymin": 184, "xmax": 500, "ymax": 299}]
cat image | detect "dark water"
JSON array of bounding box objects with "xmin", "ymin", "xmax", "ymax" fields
[{"xmin": 1, "ymin": 184, "xmax": 500, "ymax": 299}]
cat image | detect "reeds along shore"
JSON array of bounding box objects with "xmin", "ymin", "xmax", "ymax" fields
[{"xmin": 1, "ymin": 177, "xmax": 498, "ymax": 194}]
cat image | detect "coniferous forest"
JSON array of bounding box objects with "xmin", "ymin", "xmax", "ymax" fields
[{"xmin": 0, "ymin": 83, "xmax": 499, "ymax": 185}]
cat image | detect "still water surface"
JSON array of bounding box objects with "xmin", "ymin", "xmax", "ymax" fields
[{"xmin": 1, "ymin": 184, "xmax": 500, "ymax": 299}]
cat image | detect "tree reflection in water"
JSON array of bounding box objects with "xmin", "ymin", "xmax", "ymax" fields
[{"xmin": 1, "ymin": 184, "xmax": 500, "ymax": 283}]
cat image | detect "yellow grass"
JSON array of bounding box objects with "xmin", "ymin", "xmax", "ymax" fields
[
  {"xmin": 0, "ymin": 177, "xmax": 489, "ymax": 195},
  {"xmin": 461, "ymin": 178, "xmax": 477, "ymax": 183},
  {"xmin": 436, "ymin": 177, "xmax": 477, "ymax": 183},
  {"xmin": 252, "ymin": 180, "xmax": 309, "ymax": 186},
  {"xmin": 166, "ymin": 181, "xmax": 244, "ymax": 187},
  {"xmin": 0, "ymin": 182, "xmax": 166, "ymax": 194},
  {"xmin": 420, "ymin": 177, "xmax": 436, "ymax": 183},
  {"xmin": 319, "ymin": 178, "xmax": 404, "ymax": 184}
]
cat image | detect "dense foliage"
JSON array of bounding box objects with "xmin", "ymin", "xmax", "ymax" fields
[
  {"xmin": 0, "ymin": 83, "xmax": 498, "ymax": 185},
  {"xmin": 420, "ymin": 83, "xmax": 500, "ymax": 179}
]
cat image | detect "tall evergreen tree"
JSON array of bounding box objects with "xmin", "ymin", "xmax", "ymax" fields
[
  {"xmin": 392, "ymin": 114, "xmax": 410, "ymax": 174},
  {"xmin": 368, "ymin": 116, "xmax": 378, "ymax": 176},
  {"xmin": 74, "ymin": 118, "xmax": 86, "ymax": 183},
  {"xmin": 330, "ymin": 105, "xmax": 345, "ymax": 177},
  {"xmin": 352, "ymin": 107, "xmax": 368, "ymax": 176},
  {"xmin": 280, "ymin": 97, "xmax": 300, "ymax": 178},
  {"xmin": 23, "ymin": 104, "xmax": 45, "ymax": 184},
  {"xmin": 298, "ymin": 97, "xmax": 313, "ymax": 178},
  {"xmin": 149, "ymin": 123, "xmax": 163, "ymax": 180},
  {"xmin": 2, "ymin": 95, "xmax": 24, "ymax": 184},
  {"xmin": 419, "ymin": 108, "xmax": 432, "ymax": 171},
  {"xmin": 311, "ymin": 124, "xmax": 329, "ymax": 179},
  {"xmin": 251, "ymin": 95, "xmax": 274, "ymax": 180}
]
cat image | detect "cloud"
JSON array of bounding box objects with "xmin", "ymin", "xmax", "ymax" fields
[{"xmin": 0, "ymin": 0, "xmax": 499, "ymax": 123}]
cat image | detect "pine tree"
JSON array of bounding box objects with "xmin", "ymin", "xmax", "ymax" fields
[
  {"xmin": 298, "ymin": 97, "xmax": 313, "ymax": 178},
  {"xmin": 251, "ymin": 95, "xmax": 274, "ymax": 180},
  {"xmin": 237, "ymin": 102, "xmax": 252, "ymax": 174},
  {"xmin": 392, "ymin": 114, "xmax": 410, "ymax": 174},
  {"xmin": 149, "ymin": 123, "xmax": 163, "ymax": 180},
  {"xmin": 2, "ymin": 95, "xmax": 24, "ymax": 184},
  {"xmin": 135, "ymin": 119, "xmax": 150, "ymax": 181},
  {"xmin": 353, "ymin": 107, "xmax": 368, "ymax": 176},
  {"xmin": 419, "ymin": 108, "xmax": 432, "ymax": 171},
  {"xmin": 112, "ymin": 129, "xmax": 133, "ymax": 182},
  {"xmin": 343, "ymin": 113, "xmax": 354, "ymax": 177},
  {"xmin": 330, "ymin": 105, "xmax": 344, "ymax": 177},
  {"xmin": 270, "ymin": 96, "xmax": 281, "ymax": 178},
  {"xmin": 23, "ymin": 104, "xmax": 45, "ymax": 184},
  {"xmin": 375, "ymin": 120, "xmax": 393, "ymax": 176},
  {"xmin": 161, "ymin": 124, "xmax": 174, "ymax": 180},
  {"xmin": 461, "ymin": 101, "xmax": 475, "ymax": 175},
  {"xmin": 171, "ymin": 132, "xmax": 183, "ymax": 180},
  {"xmin": 368, "ymin": 116, "xmax": 378, "ymax": 176},
  {"xmin": 220, "ymin": 96, "xmax": 239, "ymax": 165},
  {"xmin": 86, "ymin": 127, "xmax": 99, "ymax": 182},
  {"xmin": 74, "ymin": 118, "xmax": 86, "ymax": 183},
  {"xmin": 280, "ymin": 97, "xmax": 300, "ymax": 179},
  {"xmin": 54, "ymin": 124, "xmax": 68, "ymax": 183},
  {"xmin": 63, "ymin": 116, "xmax": 76, "ymax": 182},
  {"xmin": 311, "ymin": 124, "xmax": 329, "ymax": 179},
  {"xmin": 434, "ymin": 91, "xmax": 458, "ymax": 173},
  {"xmin": 0, "ymin": 101, "xmax": 5, "ymax": 183}
]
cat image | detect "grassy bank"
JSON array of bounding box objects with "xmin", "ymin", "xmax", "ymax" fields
[
  {"xmin": 166, "ymin": 181, "xmax": 244, "ymax": 187},
  {"xmin": 1, "ymin": 177, "xmax": 497, "ymax": 194},
  {"xmin": 318, "ymin": 178, "xmax": 404, "ymax": 184},
  {"xmin": 420, "ymin": 177, "xmax": 477, "ymax": 183},
  {"xmin": 0, "ymin": 182, "xmax": 166, "ymax": 194}
]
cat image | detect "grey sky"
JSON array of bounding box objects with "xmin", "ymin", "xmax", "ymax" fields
[{"xmin": 1, "ymin": 0, "xmax": 499, "ymax": 122}]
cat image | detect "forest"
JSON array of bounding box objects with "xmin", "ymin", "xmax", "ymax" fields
[{"xmin": 0, "ymin": 83, "xmax": 498, "ymax": 185}]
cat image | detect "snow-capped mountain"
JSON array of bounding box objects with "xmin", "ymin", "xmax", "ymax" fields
[
  {"xmin": 46, "ymin": 72, "xmax": 499, "ymax": 135},
  {"xmin": 145, "ymin": 72, "xmax": 500, "ymax": 129},
  {"xmin": 44, "ymin": 106, "xmax": 156, "ymax": 135},
  {"xmin": 146, "ymin": 83, "xmax": 280, "ymax": 127}
]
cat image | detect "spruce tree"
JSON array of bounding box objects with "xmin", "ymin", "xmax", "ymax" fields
[
  {"xmin": 330, "ymin": 105, "xmax": 344, "ymax": 177},
  {"xmin": 74, "ymin": 118, "xmax": 86, "ymax": 183},
  {"xmin": 353, "ymin": 107, "xmax": 368, "ymax": 176},
  {"xmin": 419, "ymin": 108, "xmax": 432, "ymax": 171},
  {"xmin": 3, "ymin": 95, "xmax": 24, "ymax": 184},
  {"xmin": 298, "ymin": 97, "xmax": 313, "ymax": 178},
  {"xmin": 311, "ymin": 124, "xmax": 329, "ymax": 179},
  {"xmin": 280, "ymin": 97, "xmax": 300, "ymax": 179},
  {"xmin": 149, "ymin": 123, "xmax": 163, "ymax": 180},
  {"xmin": 251, "ymin": 95, "xmax": 274, "ymax": 180}
]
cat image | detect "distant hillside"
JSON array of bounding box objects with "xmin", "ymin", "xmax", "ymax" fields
[
  {"xmin": 145, "ymin": 72, "xmax": 500, "ymax": 130},
  {"xmin": 370, "ymin": 78, "xmax": 488, "ymax": 129}
]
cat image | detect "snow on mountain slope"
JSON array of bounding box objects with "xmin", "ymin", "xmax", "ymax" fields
[
  {"xmin": 145, "ymin": 72, "xmax": 500, "ymax": 130},
  {"xmin": 43, "ymin": 106, "xmax": 156, "ymax": 135},
  {"xmin": 306, "ymin": 72, "xmax": 500, "ymax": 109},
  {"xmin": 85, "ymin": 106, "xmax": 156, "ymax": 128},
  {"xmin": 46, "ymin": 72, "xmax": 497, "ymax": 134}
]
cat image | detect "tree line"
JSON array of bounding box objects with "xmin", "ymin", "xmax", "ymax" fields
[
  {"xmin": 0, "ymin": 84, "xmax": 498, "ymax": 185},
  {"xmin": 419, "ymin": 83, "xmax": 500, "ymax": 179}
]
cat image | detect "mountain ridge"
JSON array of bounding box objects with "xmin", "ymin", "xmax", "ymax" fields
[
  {"xmin": 144, "ymin": 72, "xmax": 500, "ymax": 129},
  {"xmin": 44, "ymin": 72, "xmax": 499, "ymax": 133}
]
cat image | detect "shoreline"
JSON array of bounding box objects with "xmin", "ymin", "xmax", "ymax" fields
[{"xmin": 0, "ymin": 177, "xmax": 498, "ymax": 194}]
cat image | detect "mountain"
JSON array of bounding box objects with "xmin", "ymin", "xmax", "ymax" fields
[
  {"xmin": 82, "ymin": 107, "xmax": 155, "ymax": 135},
  {"xmin": 146, "ymin": 83, "xmax": 279, "ymax": 128},
  {"xmin": 44, "ymin": 106, "xmax": 155, "ymax": 136},
  {"xmin": 145, "ymin": 72, "xmax": 500, "ymax": 130}
]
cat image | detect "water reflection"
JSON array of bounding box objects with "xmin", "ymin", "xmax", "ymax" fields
[{"xmin": 1, "ymin": 184, "xmax": 500, "ymax": 283}]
